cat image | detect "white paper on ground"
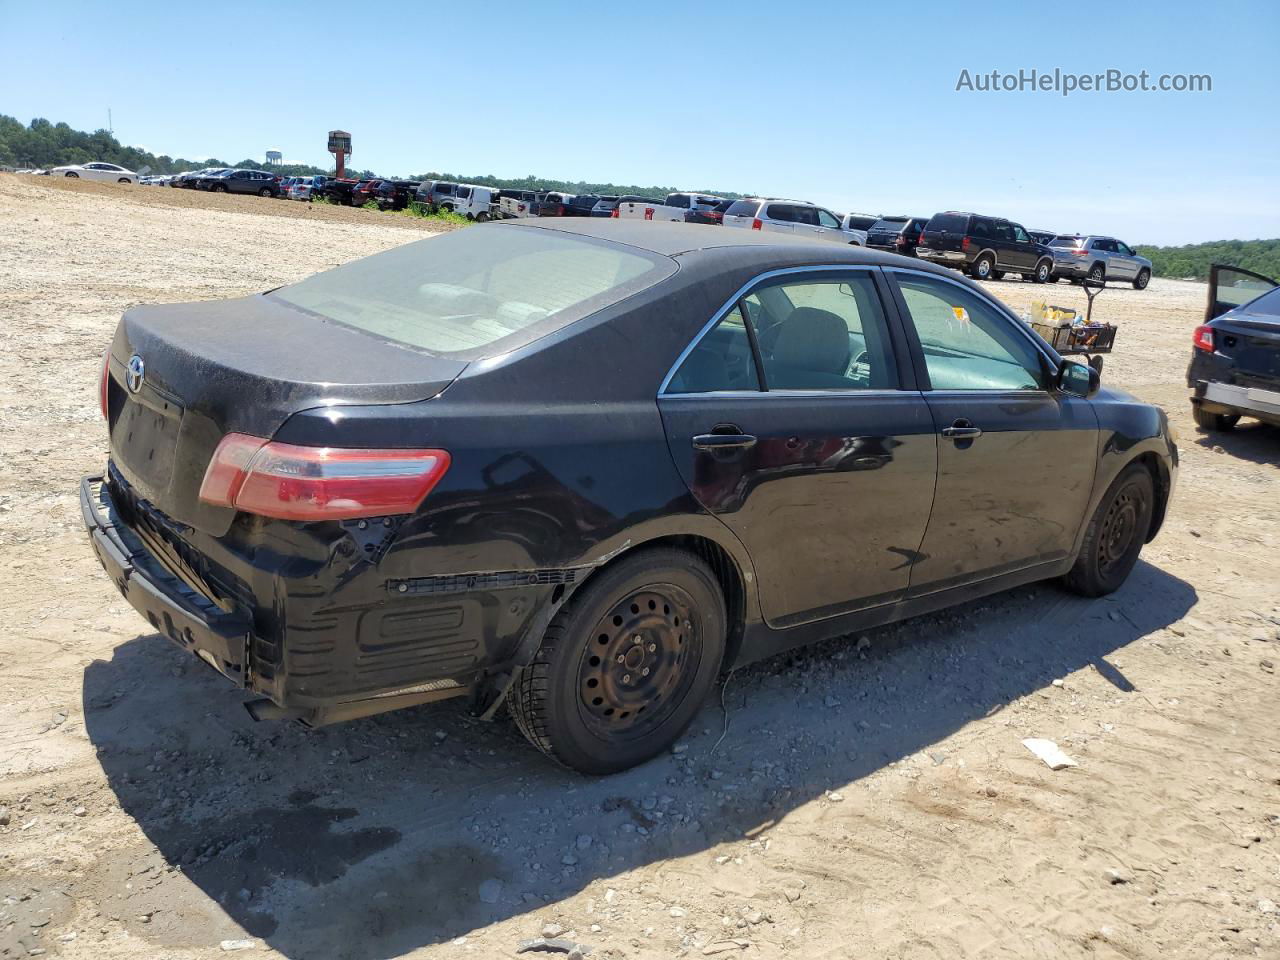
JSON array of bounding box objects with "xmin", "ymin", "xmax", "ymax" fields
[{"xmin": 1022, "ymin": 738, "xmax": 1078, "ymax": 770}]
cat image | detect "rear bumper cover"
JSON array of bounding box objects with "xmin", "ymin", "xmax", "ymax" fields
[
  {"xmin": 81, "ymin": 476, "xmax": 250, "ymax": 685},
  {"xmin": 1191, "ymin": 379, "xmax": 1280, "ymax": 424}
]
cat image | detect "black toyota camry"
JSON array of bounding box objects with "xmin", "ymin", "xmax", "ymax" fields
[{"xmin": 84, "ymin": 219, "xmax": 1177, "ymax": 773}]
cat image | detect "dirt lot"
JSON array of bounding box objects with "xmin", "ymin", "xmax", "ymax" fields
[{"xmin": 1, "ymin": 174, "xmax": 1277, "ymax": 960}]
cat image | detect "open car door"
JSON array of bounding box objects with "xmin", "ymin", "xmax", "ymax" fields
[{"xmin": 1207, "ymin": 264, "xmax": 1279, "ymax": 321}]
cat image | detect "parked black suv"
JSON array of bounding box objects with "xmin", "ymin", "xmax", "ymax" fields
[
  {"xmin": 865, "ymin": 216, "xmax": 931, "ymax": 257},
  {"xmin": 918, "ymin": 211, "xmax": 1054, "ymax": 283},
  {"xmin": 375, "ymin": 180, "xmax": 421, "ymax": 211}
]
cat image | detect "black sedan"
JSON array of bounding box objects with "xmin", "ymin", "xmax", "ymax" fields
[
  {"xmin": 1188, "ymin": 264, "xmax": 1280, "ymax": 431},
  {"xmin": 84, "ymin": 221, "xmax": 1177, "ymax": 774}
]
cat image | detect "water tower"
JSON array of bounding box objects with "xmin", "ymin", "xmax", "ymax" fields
[
  {"xmin": 327, "ymin": 130, "xmax": 352, "ymax": 179},
  {"xmin": 265, "ymin": 150, "xmax": 282, "ymax": 166}
]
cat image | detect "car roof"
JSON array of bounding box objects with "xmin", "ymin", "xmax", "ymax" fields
[{"xmin": 500, "ymin": 218, "xmax": 967, "ymax": 274}]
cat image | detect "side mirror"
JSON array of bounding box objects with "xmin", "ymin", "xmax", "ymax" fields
[{"xmin": 1057, "ymin": 359, "xmax": 1099, "ymax": 397}]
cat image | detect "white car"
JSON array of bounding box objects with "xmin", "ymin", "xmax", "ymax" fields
[
  {"xmin": 722, "ymin": 198, "xmax": 863, "ymax": 245},
  {"xmin": 49, "ymin": 162, "xmax": 138, "ymax": 184},
  {"xmin": 617, "ymin": 192, "xmax": 722, "ymax": 222}
]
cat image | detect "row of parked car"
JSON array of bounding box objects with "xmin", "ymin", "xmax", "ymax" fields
[{"xmin": 31, "ymin": 162, "xmax": 1153, "ymax": 288}]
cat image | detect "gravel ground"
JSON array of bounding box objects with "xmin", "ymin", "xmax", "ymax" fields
[{"xmin": 1, "ymin": 173, "xmax": 1278, "ymax": 960}]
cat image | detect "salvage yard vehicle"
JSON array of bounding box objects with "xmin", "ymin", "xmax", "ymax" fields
[
  {"xmin": 918, "ymin": 211, "xmax": 1054, "ymax": 283},
  {"xmin": 449, "ymin": 184, "xmax": 497, "ymax": 220},
  {"xmin": 200, "ymin": 169, "xmax": 281, "ymax": 197},
  {"xmin": 866, "ymin": 216, "xmax": 930, "ymax": 256},
  {"xmin": 1048, "ymin": 235, "xmax": 1153, "ymax": 289},
  {"xmin": 618, "ymin": 192, "xmax": 723, "ymax": 222},
  {"xmin": 84, "ymin": 219, "xmax": 1176, "ymax": 774},
  {"xmin": 48, "ymin": 161, "xmax": 139, "ymax": 183},
  {"xmin": 497, "ymin": 189, "xmax": 541, "ymax": 218},
  {"xmin": 723, "ymin": 198, "xmax": 864, "ymax": 246},
  {"xmin": 1188, "ymin": 264, "xmax": 1280, "ymax": 430}
]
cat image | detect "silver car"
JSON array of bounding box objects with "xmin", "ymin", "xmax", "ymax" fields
[{"xmin": 1050, "ymin": 235, "xmax": 1153, "ymax": 289}]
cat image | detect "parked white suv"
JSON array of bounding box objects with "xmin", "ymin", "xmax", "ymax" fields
[
  {"xmin": 722, "ymin": 199, "xmax": 862, "ymax": 245},
  {"xmin": 450, "ymin": 185, "xmax": 497, "ymax": 221}
]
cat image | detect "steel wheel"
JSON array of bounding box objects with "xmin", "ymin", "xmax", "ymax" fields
[
  {"xmin": 1097, "ymin": 484, "xmax": 1144, "ymax": 578},
  {"xmin": 508, "ymin": 548, "xmax": 726, "ymax": 774},
  {"xmin": 576, "ymin": 586, "xmax": 701, "ymax": 741},
  {"xmin": 1065, "ymin": 464, "xmax": 1154, "ymax": 597}
]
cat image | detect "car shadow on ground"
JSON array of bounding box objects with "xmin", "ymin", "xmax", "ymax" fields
[
  {"xmin": 1191, "ymin": 420, "xmax": 1280, "ymax": 465},
  {"xmin": 82, "ymin": 560, "xmax": 1195, "ymax": 959}
]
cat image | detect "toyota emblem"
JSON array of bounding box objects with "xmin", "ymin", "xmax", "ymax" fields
[{"xmin": 125, "ymin": 355, "xmax": 145, "ymax": 393}]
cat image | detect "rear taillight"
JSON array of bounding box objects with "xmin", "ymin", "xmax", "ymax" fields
[
  {"xmin": 610, "ymin": 207, "xmax": 619, "ymax": 218},
  {"xmin": 198, "ymin": 433, "xmax": 450, "ymax": 521},
  {"xmin": 1193, "ymin": 325, "xmax": 1215, "ymax": 352},
  {"xmin": 895, "ymin": 235, "xmax": 907, "ymax": 247},
  {"xmin": 961, "ymin": 236, "xmax": 970, "ymax": 251},
  {"xmin": 751, "ymin": 218, "xmax": 762, "ymax": 230},
  {"xmin": 98, "ymin": 346, "xmax": 110, "ymax": 419},
  {"xmin": 517, "ymin": 203, "xmax": 526, "ymax": 213}
]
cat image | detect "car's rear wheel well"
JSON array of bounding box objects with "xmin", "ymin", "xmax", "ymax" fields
[
  {"xmin": 580, "ymin": 535, "xmax": 747, "ymax": 669},
  {"xmin": 1131, "ymin": 452, "xmax": 1170, "ymax": 542}
]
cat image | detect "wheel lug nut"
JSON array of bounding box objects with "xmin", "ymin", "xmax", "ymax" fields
[
  {"xmin": 641, "ymin": 667, "xmax": 650, "ymax": 677},
  {"xmin": 623, "ymin": 674, "xmax": 631, "ymax": 684},
  {"xmin": 648, "ymin": 644, "xmax": 656, "ymax": 653},
  {"xmin": 616, "ymin": 655, "xmax": 625, "ymax": 664},
  {"xmin": 633, "ymin": 634, "xmax": 643, "ymax": 643}
]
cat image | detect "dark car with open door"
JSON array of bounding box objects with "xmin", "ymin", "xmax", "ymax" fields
[
  {"xmin": 84, "ymin": 220, "xmax": 1176, "ymax": 774},
  {"xmin": 1188, "ymin": 264, "xmax": 1280, "ymax": 430}
]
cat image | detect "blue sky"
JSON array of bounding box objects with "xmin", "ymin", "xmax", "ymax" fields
[{"xmin": 3, "ymin": 0, "xmax": 1276, "ymax": 245}]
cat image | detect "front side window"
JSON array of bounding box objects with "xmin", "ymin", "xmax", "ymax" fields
[
  {"xmin": 1116, "ymin": 241, "xmax": 1134, "ymax": 256},
  {"xmin": 895, "ymin": 274, "xmax": 1046, "ymax": 391},
  {"xmin": 817, "ymin": 210, "xmax": 841, "ymax": 229},
  {"xmin": 1012, "ymin": 225, "xmax": 1031, "ymax": 244}
]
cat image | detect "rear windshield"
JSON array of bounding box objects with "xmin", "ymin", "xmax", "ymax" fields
[
  {"xmin": 871, "ymin": 218, "xmax": 909, "ymax": 231},
  {"xmin": 1050, "ymin": 235, "xmax": 1084, "ymax": 247},
  {"xmin": 725, "ymin": 199, "xmax": 761, "ymax": 217},
  {"xmin": 271, "ymin": 226, "xmax": 673, "ymax": 357},
  {"xmin": 844, "ymin": 214, "xmax": 879, "ymax": 231},
  {"xmin": 926, "ymin": 213, "xmax": 968, "ymax": 232}
]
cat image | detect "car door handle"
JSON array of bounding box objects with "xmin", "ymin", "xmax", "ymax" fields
[
  {"xmin": 692, "ymin": 433, "xmax": 757, "ymax": 451},
  {"xmin": 940, "ymin": 419, "xmax": 983, "ymax": 440}
]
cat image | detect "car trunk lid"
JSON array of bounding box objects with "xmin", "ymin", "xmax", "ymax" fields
[
  {"xmin": 1211, "ymin": 314, "xmax": 1280, "ymax": 389},
  {"xmin": 107, "ymin": 294, "xmax": 466, "ymax": 536}
]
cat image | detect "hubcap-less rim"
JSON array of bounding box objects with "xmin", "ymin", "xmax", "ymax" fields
[
  {"xmin": 577, "ymin": 586, "xmax": 701, "ymax": 741},
  {"xmin": 1098, "ymin": 484, "xmax": 1144, "ymax": 576}
]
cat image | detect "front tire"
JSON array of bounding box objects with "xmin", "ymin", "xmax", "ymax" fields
[
  {"xmin": 476, "ymin": 211, "xmax": 490, "ymax": 222},
  {"xmin": 508, "ymin": 548, "xmax": 727, "ymax": 775},
  {"xmin": 1064, "ymin": 464, "xmax": 1154, "ymax": 597},
  {"xmin": 258, "ymin": 187, "xmax": 272, "ymax": 197},
  {"xmin": 1033, "ymin": 259, "xmax": 1052, "ymax": 283},
  {"xmin": 1133, "ymin": 268, "xmax": 1150, "ymax": 290},
  {"xmin": 1192, "ymin": 404, "xmax": 1239, "ymax": 432}
]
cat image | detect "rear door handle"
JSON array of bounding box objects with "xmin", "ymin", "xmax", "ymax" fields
[
  {"xmin": 940, "ymin": 419, "xmax": 983, "ymax": 440},
  {"xmin": 692, "ymin": 433, "xmax": 757, "ymax": 451}
]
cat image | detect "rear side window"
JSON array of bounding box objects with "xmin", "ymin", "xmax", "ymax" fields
[
  {"xmin": 928, "ymin": 213, "xmax": 968, "ymax": 233},
  {"xmin": 726, "ymin": 200, "xmax": 761, "ymax": 218},
  {"xmin": 765, "ymin": 204, "xmax": 799, "ymax": 222},
  {"xmin": 666, "ymin": 306, "xmax": 760, "ymax": 393},
  {"xmin": 272, "ymin": 227, "xmax": 672, "ymax": 357},
  {"xmin": 750, "ymin": 277, "xmax": 898, "ymax": 390},
  {"xmin": 895, "ymin": 275, "xmax": 1046, "ymax": 391},
  {"xmin": 666, "ymin": 194, "xmax": 691, "ymax": 208}
]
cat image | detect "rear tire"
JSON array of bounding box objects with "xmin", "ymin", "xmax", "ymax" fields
[
  {"xmin": 1192, "ymin": 404, "xmax": 1239, "ymax": 432},
  {"xmin": 508, "ymin": 548, "xmax": 727, "ymax": 775},
  {"xmin": 258, "ymin": 187, "xmax": 271, "ymax": 197},
  {"xmin": 118, "ymin": 177, "xmax": 130, "ymax": 184},
  {"xmin": 1064, "ymin": 464, "xmax": 1154, "ymax": 597},
  {"xmin": 1133, "ymin": 268, "xmax": 1151, "ymax": 290},
  {"xmin": 971, "ymin": 253, "xmax": 995, "ymax": 280},
  {"xmin": 65, "ymin": 172, "xmax": 79, "ymax": 178},
  {"xmin": 1088, "ymin": 263, "xmax": 1106, "ymax": 283}
]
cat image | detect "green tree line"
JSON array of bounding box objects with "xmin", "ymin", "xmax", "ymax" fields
[
  {"xmin": 0, "ymin": 114, "xmax": 746, "ymax": 200},
  {"xmin": 1134, "ymin": 239, "xmax": 1280, "ymax": 283}
]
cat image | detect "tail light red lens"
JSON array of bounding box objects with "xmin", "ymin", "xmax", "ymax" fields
[
  {"xmin": 751, "ymin": 218, "xmax": 762, "ymax": 231},
  {"xmin": 199, "ymin": 433, "xmax": 450, "ymax": 521},
  {"xmin": 1192, "ymin": 325, "xmax": 1215, "ymax": 352},
  {"xmin": 98, "ymin": 346, "xmax": 111, "ymax": 419},
  {"xmin": 961, "ymin": 236, "xmax": 970, "ymax": 251},
  {"xmin": 610, "ymin": 207, "xmax": 619, "ymax": 218}
]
